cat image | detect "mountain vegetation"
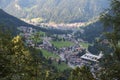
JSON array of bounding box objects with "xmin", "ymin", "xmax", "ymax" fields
[
  {"xmin": 81, "ymin": 21, "xmax": 104, "ymax": 43},
  {"xmin": 0, "ymin": 9, "xmax": 31, "ymax": 27},
  {"xmin": 0, "ymin": 9, "xmax": 34, "ymax": 35},
  {"xmin": 0, "ymin": 9, "xmax": 72, "ymax": 35},
  {"xmin": 0, "ymin": 0, "xmax": 120, "ymax": 80},
  {"xmin": 0, "ymin": 25, "xmax": 95, "ymax": 80},
  {"xmin": 97, "ymin": 0, "xmax": 120, "ymax": 79},
  {"xmin": 0, "ymin": 0, "xmax": 109, "ymax": 23}
]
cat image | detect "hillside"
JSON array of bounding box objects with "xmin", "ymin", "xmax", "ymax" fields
[
  {"xmin": 0, "ymin": 9, "xmax": 73, "ymax": 35},
  {"xmin": 0, "ymin": 9, "xmax": 32, "ymax": 27},
  {"xmin": 74, "ymin": 20, "xmax": 104, "ymax": 43},
  {"xmin": 0, "ymin": 0, "xmax": 109, "ymax": 23}
]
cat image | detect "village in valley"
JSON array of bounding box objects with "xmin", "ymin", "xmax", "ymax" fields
[{"xmin": 18, "ymin": 26, "xmax": 103, "ymax": 72}]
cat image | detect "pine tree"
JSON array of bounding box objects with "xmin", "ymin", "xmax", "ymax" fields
[
  {"xmin": 70, "ymin": 66, "xmax": 95, "ymax": 80},
  {"xmin": 99, "ymin": 0, "xmax": 120, "ymax": 79},
  {"xmin": 100, "ymin": 0, "xmax": 120, "ymax": 61},
  {"xmin": 0, "ymin": 27, "xmax": 36, "ymax": 80}
]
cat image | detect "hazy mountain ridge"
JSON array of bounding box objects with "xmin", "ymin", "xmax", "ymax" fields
[{"xmin": 0, "ymin": 0, "xmax": 109, "ymax": 23}]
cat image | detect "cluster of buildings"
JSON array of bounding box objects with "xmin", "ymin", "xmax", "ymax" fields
[
  {"xmin": 18, "ymin": 26, "xmax": 37, "ymax": 47},
  {"xmin": 41, "ymin": 37, "xmax": 103, "ymax": 70},
  {"xmin": 37, "ymin": 22, "xmax": 87, "ymax": 30},
  {"xmin": 18, "ymin": 26, "xmax": 103, "ymax": 71},
  {"xmin": 58, "ymin": 44, "xmax": 103, "ymax": 69}
]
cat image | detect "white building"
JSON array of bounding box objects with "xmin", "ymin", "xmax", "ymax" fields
[{"xmin": 81, "ymin": 51, "xmax": 103, "ymax": 62}]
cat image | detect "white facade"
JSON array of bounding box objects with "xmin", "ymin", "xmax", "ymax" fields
[{"xmin": 81, "ymin": 52, "xmax": 103, "ymax": 62}]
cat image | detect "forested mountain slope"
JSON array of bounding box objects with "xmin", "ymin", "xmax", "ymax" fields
[
  {"xmin": 0, "ymin": 9, "xmax": 32, "ymax": 27},
  {"xmin": 0, "ymin": 9, "xmax": 36, "ymax": 35},
  {"xmin": 0, "ymin": 0, "xmax": 109, "ymax": 23}
]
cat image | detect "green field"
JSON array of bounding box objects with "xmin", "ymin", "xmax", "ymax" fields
[
  {"xmin": 41, "ymin": 49, "xmax": 59, "ymax": 59},
  {"xmin": 38, "ymin": 31, "xmax": 46, "ymax": 37},
  {"xmin": 79, "ymin": 42, "xmax": 91, "ymax": 48},
  {"xmin": 51, "ymin": 41, "xmax": 74, "ymax": 48},
  {"xmin": 41, "ymin": 49, "xmax": 70, "ymax": 71},
  {"xmin": 52, "ymin": 61, "xmax": 71, "ymax": 72}
]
